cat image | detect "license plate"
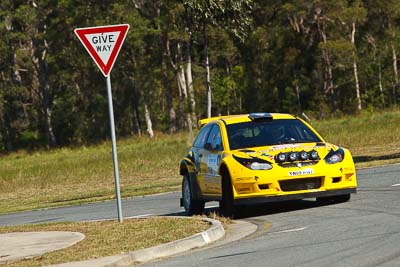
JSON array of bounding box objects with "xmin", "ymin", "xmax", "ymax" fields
[{"xmin": 288, "ymin": 168, "xmax": 314, "ymax": 176}]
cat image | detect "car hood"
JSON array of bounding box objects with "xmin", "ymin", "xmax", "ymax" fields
[{"xmin": 231, "ymin": 142, "xmax": 340, "ymax": 163}]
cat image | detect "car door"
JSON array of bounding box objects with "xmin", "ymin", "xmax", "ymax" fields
[
  {"xmin": 192, "ymin": 124, "xmax": 213, "ymax": 193},
  {"xmin": 201, "ymin": 124, "xmax": 223, "ymax": 195}
]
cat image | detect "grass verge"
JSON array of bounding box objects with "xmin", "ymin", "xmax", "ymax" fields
[
  {"xmin": 2, "ymin": 217, "xmax": 209, "ymax": 267},
  {"xmin": 311, "ymin": 109, "xmax": 400, "ymax": 168},
  {"xmin": 0, "ymin": 132, "xmax": 190, "ymax": 214},
  {"xmin": 0, "ymin": 109, "xmax": 400, "ymax": 214}
]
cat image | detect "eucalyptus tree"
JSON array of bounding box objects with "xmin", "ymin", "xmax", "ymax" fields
[
  {"xmin": 0, "ymin": 1, "xmax": 18, "ymax": 150},
  {"xmin": 244, "ymin": 1, "xmax": 320, "ymax": 114},
  {"xmin": 365, "ymin": 0, "xmax": 400, "ymax": 106},
  {"xmin": 0, "ymin": 0, "xmax": 58, "ymax": 149},
  {"xmin": 183, "ymin": 0, "xmax": 253, "ymax": 118},
  {"xmin": 330, "ymin": 0, "xmax": 367, "ymax": 111},
  {"xmin": 281, "ymin": 1, "xmax": 363, "ymax": 113},
  {"xmin": 0, "ymin": 0, "xmax": 62, "ymax": 147}
]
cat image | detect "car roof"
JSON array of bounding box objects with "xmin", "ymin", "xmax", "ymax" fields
[{"xmin": 199, "ymin": 113, "xmax": 296, "ymax": 126}]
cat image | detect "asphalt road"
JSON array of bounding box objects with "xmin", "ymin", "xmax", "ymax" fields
[
  {"xmin": 142, "ymin": 165, "xmax": 400, "ymax": 267},
  {"xmin": 1, "ymin": 164, "xmax": 399, "ymax": 267}
]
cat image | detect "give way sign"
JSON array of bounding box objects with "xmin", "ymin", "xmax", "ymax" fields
[
  {"xmin": 74, "ymin": 24, "xmax": 130, "ymax": 222},
  {"xmin": 74, "ymin": 24, "xmax": 129, "ymax": 77}
]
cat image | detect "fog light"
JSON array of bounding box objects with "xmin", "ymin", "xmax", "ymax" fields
[
  {"xmin": 289, "ymin": 152, "xmax": 298, "ymax": 161},
  {"xmin": 276, "ymin": 153, "xmax": 287, "ymax": 163},
  {"xmin": 300, "ymin": 151, "xmax": 309, "ymax": 160},
  {"xmin": 310, "ymin": 150, "xmax": 319, "ymax": 160}
]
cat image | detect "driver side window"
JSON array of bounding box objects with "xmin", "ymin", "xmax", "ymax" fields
[
  {"xmin": 206, "ymin": 125, "xmax": 223, "ymax": 151},
  {"xmin": 193, "ymin": 125, "xmax": 212, "ymax": 148}
]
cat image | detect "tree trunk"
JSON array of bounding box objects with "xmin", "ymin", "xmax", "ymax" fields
[
  {"xmin": 165, "ymin": 34, "xmax": 188, "ymax": 130},
  {"xmin": 378, "ymin": 55, "xmax": 385, "ymax": 108},
  {"xmin": 205, "ymin": 47, "xmax": 212, "ymax": 118},
  {"xmin": 130, "ymin": 77, "xmax": 142, "ymax": 136},
  {"xmin": 391, "ymin": 43, "xmax": 398, "ymax": 105},
  {"xmin": 203, "ymin": 24, "xmax": 212, "ymax": 118},
  {"xmin": 176, "ymin": 55, "xmax": 187, "ymax": 129},
  {"xmin": 31, "ymin": 6, "xmax": 56, "ymax": 147},
  {"xmin": 353, "ymin": 59, "xmax": 362, "ymax": 110},
  {"xmin": 161, "ymin": 35, "xmax": 176, "ymax": 133},
  {"xmin": 177, "ymin": 69, "xmax": 186, "ymax": 129},
  {"xmin": 36, "ymin": 40, "xmax": 57, "ymax": 147},
  {"xmin": 294, "ymin": 73, "xmax": 301, "ymax": 110},
  {"xmin": 351, "ymin": 22, "xmax": 362, "ymax": 110},
  {"xmin": 0, "ymin": 112, "xmax": 13, "ymax": 151},
  {"xmin": 133, "ymin": 105, "xmax": 142, "ymax": 136},
  {"xmin": 1, "ymin": 24, "xmax": 17, "ymax": 151},
  {"xmin": 295, "ymin": 83, "xmax": 301, "ymax": 110},
  {"xmin": 185, "ymin": 31, "xmax": 197, "ymax": 125},
  {"xmin": 44, "ymin": 104, "xmax": 56, "ymax": 146},
  {"xmin": 186, "ymin": 114, "xmax": 194, "ymax": 143},
  {"xmin": 367, "ymin": 34, "xmax": 385, "ymax": 109},
  {"xmin": 144, "ymin": 103, "xmax": 154, "ymax": 138},
  {"xmin": 318, "ymin": 19, "xmax": 335, "ymax": 110}
]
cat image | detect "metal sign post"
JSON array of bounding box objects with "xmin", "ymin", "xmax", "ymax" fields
[
  {"xmin": 106, "ymin": 75, "xmax": 123, "ymax": 222},
  {"xmin": 74, "ymin": 24, "xmax": 129, "ymax": 223}
]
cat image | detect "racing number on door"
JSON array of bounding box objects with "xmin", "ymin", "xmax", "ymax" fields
[{"xmin": 203, "ymin": 125, "xmax": 223, "ymax": 194}]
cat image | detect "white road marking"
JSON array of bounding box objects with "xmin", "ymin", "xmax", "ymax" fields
[
  {"xmin": 391, "ymin": 184, "xmax": 400, "ymax": 187},
  {"xmin": 272, "ymin": 227, "xmax": 307, "ymax": 234}
]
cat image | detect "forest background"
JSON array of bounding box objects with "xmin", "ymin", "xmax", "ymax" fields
[{"xmin": 1, "ymin": 0, "xmax": 400, "ymax": 151}]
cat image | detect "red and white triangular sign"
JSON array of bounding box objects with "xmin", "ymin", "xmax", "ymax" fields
[{"xmin": 74, "ymin": 24, "xmax": 129, "ymax": 77}]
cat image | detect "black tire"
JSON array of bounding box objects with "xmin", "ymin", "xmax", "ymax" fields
[
  {"xmin": 220, "ymin": 171, "xmax": 235, "ymax": 218},
  {"xmin": 182, "ymin": 174, "xmax": 205, "ymax": 216},
  {"xmin": 317, "ymin": 193, "xmax": 351, "ymax": 204}
]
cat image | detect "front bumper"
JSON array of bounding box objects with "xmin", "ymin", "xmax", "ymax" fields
[{"xmin": 233, "ymin": 188, "xmax": 356, "ymax": 205}]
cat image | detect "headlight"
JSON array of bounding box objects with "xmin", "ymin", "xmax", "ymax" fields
[
  {"xmin": 325, "ymin": 148, "xmax": 345, "ymax": 164},
  {"xmin": 249, "ymin": 162, "xmax": 272, "ymax": 170},
  {"xmin": 233, "ymin": 155, "xmax": 273, "ymax": 170}
]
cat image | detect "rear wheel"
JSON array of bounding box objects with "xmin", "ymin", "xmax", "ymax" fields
[
  {"xmin": 182, "ymin": 174, "xmax": 205, "ymax": 216},
  {"xmin": 220, "ymin": 171, "xmax": 235, "ymax": 218}
]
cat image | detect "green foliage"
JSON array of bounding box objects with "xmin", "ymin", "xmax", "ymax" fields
[{"xmin": 1, "ymin": 0, "xmax": 400, "ymax": 151}]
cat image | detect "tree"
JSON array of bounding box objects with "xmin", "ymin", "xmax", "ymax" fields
[
  {"xmin": 184, "ymin": 0, "xmax": 253, "ymax": 118},
  {"xmin": 333, "ymin": 0, "xmax": 367, "ymax": 110},
  {"xmin": 365, "ymin": 0, "xmax": 400, "ymax": 106}
]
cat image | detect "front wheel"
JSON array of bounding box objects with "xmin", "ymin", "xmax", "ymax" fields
[
  {"xmin": 182, "ymin": 174, "xmax": 205, "ymax": 216},
  {"xmin": 220, "ymin": 171, "xmax": 235, "ymax": 218}
]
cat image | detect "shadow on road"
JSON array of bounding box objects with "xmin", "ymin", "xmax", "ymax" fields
[
  {"xmin": 164, "ymin": 199, "xmax": 341, "ymax": 220},
  {"xmin": 231, "ymin": 199, "xmax": 326, "ymax": 219},
  {"xmin": 353, "ymin": 152, "xmax": 400, "ymax": 163}
]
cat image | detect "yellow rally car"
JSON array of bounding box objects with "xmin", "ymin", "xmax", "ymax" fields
[{"xmin": 179, "ymin": 113, "xmax": 357, "ymax": 217}]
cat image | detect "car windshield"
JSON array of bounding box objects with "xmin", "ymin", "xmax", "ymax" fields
[{"xmin": 226, "ymin": 119, "xmax": 322, "ymax": 150}]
